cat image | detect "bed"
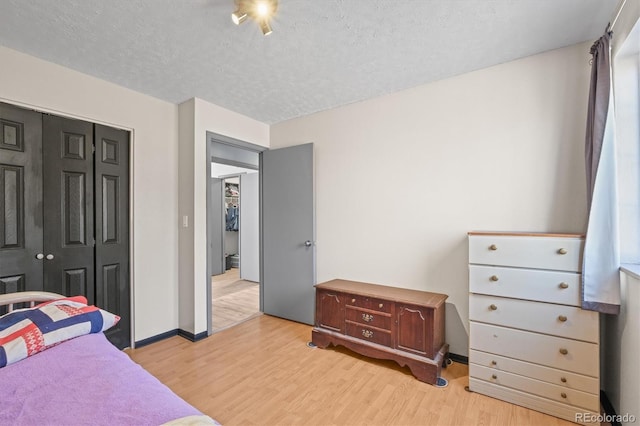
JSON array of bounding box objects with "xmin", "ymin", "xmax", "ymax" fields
[{"xmin": 0, "ymin": 291, "xmax": 219, "ymax": 426}]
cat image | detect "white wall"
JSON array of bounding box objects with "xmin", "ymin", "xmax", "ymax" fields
[
  {"xmin": 179, "ymin": 97, "xmax": 269, "ymax": 335},
  {"xmin": 270, "ymin": 42, "xmax": 591, "ymax": 355},
  {"xmin": 0, "ymin": 45, "xmax": 179, "ymax": 342},
  {"xmin": 606, "ymin": 270, "xmax": 640, "ymax": 424},
  {"xmin": 240, "ymin": 172, "xmax": 260, "ymax": 282},
  {"xmin": 178, "ymin": 100, "xmax": 196, "ymax": 334},
  {"xmin": 614, "ymin": 5, "xmax": 640, "ymax": 264},
  {"xmin": 605, "ymin": 1, "xmax": 640, "ymax": 421}
]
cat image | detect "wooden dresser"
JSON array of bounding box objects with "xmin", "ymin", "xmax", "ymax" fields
[
  {"xmin": 311, "ymin": 279, "xmax": 448, "ymax": 384},
  {"xmin": 468, "ymin": 232, "xmax": 599, "ymax": 424}
]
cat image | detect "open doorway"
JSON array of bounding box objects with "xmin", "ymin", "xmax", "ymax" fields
[
  {"xmin": 206, "ymin": 132, "xmax": 266, "ymax": 335},
  {"xmin": 206, "ymin": 132, "xmax": 316, "ymax": 336},
  {"xmin": 211, "ymin": 165, "xmax": 260, "ymax": 332}
]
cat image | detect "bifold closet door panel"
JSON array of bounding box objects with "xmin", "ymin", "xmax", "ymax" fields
[
  {"xmin": 95, "ymin": 124, "xmax": 130, "ymax": 349},
  {"xmin": 0, "ymin": 103, "xmax": 43, "ymax": 299},
  {"xmin": 42, "ymin": 115, "xmax": 95, "ymax": 304}
]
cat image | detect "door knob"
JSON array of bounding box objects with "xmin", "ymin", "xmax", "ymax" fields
[
  {"xmin": 46, "ymin": 254, "xmax": 54, "ymax": 260},
  {"xmin": 35, "ymin": 253, "xmax": 44, "ymax": 260},
  {"xmin": 304, "ymin": 240, "xmax": 313, "ymax": 247}
]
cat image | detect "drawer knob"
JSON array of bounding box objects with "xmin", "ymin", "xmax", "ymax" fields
[
  {"xmin": 491, "ymin": 374, "xmax": 497, "ymax": 380},
  {"xmin": 558, "ymin": 248, "xmax": 568, "ymax": 255},
  {"xmin": 489, "ymin": 304, "xmax": 498, "ymax": 311},
  {"xmin": 378, "ymin": 303, "xmax": 383, "ymax": 309},
  {"xmin": 351, "ymin": 298, "xmax": 356, "ymax": 303},
  {"xmin": 559, "ymin": 282, "xmax": 569, "ymax": 289},
  {"xmin": 362, "ymin": 313, "xmax": 374, "ymax": 322},
  {"xmin": 558, "ymin": 315, "xmax": 568, "ymax": 322},
  {"xmin": 561, "ymin": 392, "xmax": 567, "ymax": 399},
  {"xmin": 559, "ymin": 348, "xmax": 568, "ymax": 355},
  {"xmin": 362, "ymin": 329, "xmax": 373, "ymax": 338},
  {"xmin": 560, "ymin": 377, "xmax": 567, "ymax": 383},
  {"xmin": 489, "ymin": 244, "xmax": 498, "ymax": 251},
  {"xmin": 490, "ymin": 360, "xmax": 497, "ymax": 366},
  {"xmin": 490, "ymin": 275, "xmax": 499, "ymax": 282}
]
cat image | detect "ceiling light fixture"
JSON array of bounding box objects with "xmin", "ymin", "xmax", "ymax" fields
[
  {"xmin": 231, "ymin": 0, "xmax": 278, "ymax": 36},
  {"xmin": 231, "ymin": 10, "xmax": 248, "ymax": 25}
]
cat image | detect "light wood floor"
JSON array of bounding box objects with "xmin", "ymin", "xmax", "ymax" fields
[
  {"xmin": 212, "ymin": 268, "xmax": 260, "ymax": 333},
  {"xmin": 128, "ymin": 315, "xmax": 581, "ymax": 426}
]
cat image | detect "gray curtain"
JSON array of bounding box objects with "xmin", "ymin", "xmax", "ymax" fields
[
  {"xmin": 582, "ymin": 29, "xmax": 621, "ymax": 315},
  {"xmin": 585, "ymin": 30, "xmax": 612, "ymax": 209}
]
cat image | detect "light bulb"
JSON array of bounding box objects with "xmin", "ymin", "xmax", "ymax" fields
[{"xmin": 255, "ymin": 1, "xmax": 270, "ymax": 18}]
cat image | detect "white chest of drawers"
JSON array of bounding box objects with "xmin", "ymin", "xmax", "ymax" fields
[{"xmin": 468, "ymin": 232, "xmax": 599, "ymax": 424}]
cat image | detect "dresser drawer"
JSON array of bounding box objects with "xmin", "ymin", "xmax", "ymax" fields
[
  {"xmin": 469, "ymin": 265, "xmax": 581, "ymax": 306},
  {"xmin": 346, "ymin": 306, "xmax": 392, "ymax": 330},
  {"xmin": 469, "ymin": 235, "xmax": 583, "ymax": 272},
  {"xmin": 345, "ymin": 321, "xmax": 391, "ymax": 346},
  {"xmin": 470, "ymin": 322, "xmax": 598, "ymax": 376},
  {"xmin": 470, "ymin": 349, "xmax": 599, "ymax": 394},
  {"xmin": 470, "ymin": 364, "xmax": 599, "ymax": 411},
  {"xmin": 346, "ymin": 294, "xmax": 392, "ymax": 314},
  {"xmin": 469, "ymin": 294, "xmax": 598, "ymax": 342}
]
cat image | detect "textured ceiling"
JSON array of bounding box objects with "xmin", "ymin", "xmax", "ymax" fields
[{"xmin": 0, "ymin": 0, "xmax": 618, "ymax": 124}]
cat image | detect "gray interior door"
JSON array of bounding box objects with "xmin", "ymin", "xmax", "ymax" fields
[
  {"xmin": 0, "ymin": 104, "xmax": 43, "ymax": 311},
  {"xmin": 94, "ymin": 124, "xmax": 130, "ymax": 349},
  {"xmin": 42, "ymin": 115, "xmax": 95, "ymax": 304},
  {"xmin": 211, "ymin": 178, "xmax": 224, "ymax": 276},
  {"xmin": 261, "ymin": 143, "xmax": 315, "ymax": 325}
]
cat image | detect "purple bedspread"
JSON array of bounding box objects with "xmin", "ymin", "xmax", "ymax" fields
[{"xmin": 0, "ymin": 333, "xmax": 203, "ymax": 425}]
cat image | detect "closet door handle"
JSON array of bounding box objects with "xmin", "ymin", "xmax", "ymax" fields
[
  {"xmin": 35, "ymin": 253, "xmax": 44, "ymax": 260},
  {"xmin": 45, "ymin": 254, "xmax": 54, "ymax": 260}
]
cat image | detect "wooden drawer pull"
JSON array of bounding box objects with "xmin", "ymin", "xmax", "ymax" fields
[
  {"xmin": 489, "ymin": 304, "xmax": 497, "ymax": 311},
  {"xmin": 559, "ymin": 282, "xmax": 569, "ymax": 289},
  {"xmin": 490, "ymin": 275, "xmax": 499, "ymax": 282},
  {"xmin": 558, "ymin": 315, "xmax": 567, "ymax": 322},
  {"xmin": 560, "ymin": 377, "xmax": 567, "ymax": 383},
  {"xmin": 558, "ymin": 248, "xmax": 568, "ymax": 255},
  {"xmin": 491, "ymin": 374, "xmax": 497, "ymax": 380},
  {"xmin": 490, "ymin": 360, "xmax": 497, "ymax": 366},
  {"xmin": 559, "ymin": 348, "xmax": 568, "ymax": 355},
  {"xmin": 489, "ymin": 244, "xmax": 498, "ymax": 251},
  {"xmin": 561, "ymin": 392, "xmax": 567, "ymax": 399}
]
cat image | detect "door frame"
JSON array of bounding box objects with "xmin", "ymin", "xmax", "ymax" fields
[
  {"xmin": 206, "ymin": 131, "xmax": 266, "ymax": 336},
  {"xmin": 0, "ymin": 98, "xmax": 136, "ymax": 349}
]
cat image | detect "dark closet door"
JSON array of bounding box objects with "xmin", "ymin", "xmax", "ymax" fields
[
  {"xmin": 42, "ymin": 115, "xmax": 95, "ymax": 304},
  {"xmin": 0, "ymin": 104, "xmax": 43, "ymax": 305},
  {"xmin": 94, "ymin": 124, "xmax": 130, "ymax": 349}
]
